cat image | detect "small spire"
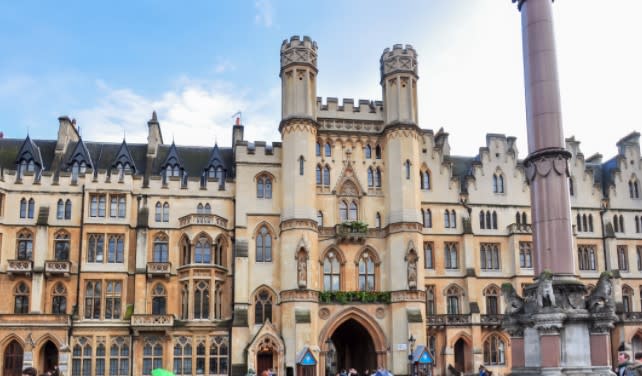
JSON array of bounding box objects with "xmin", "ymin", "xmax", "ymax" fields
[{"xmin": 152, "ymin": 111, "xmax": 158, "ymax": 121}]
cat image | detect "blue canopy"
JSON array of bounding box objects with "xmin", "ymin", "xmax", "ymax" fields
[
  {"xmin": 412, "ymin": 345, "xmax": 433, "ymax": 364},
  {"xmin": 295, "ymin": 347, "xmax": 317, "ymax": 366}
]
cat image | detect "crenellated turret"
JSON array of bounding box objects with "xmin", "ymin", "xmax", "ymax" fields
[
  {"xmin": 280, "ymin": 35, "xmax": 318, "ymax": 123},
  {"xmin": 380, "ymin": 44, "xmax": 419, "ymax": 126}
]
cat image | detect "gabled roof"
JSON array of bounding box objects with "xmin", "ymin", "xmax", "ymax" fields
[
  {"xmin": 15, "ymin": 135, "xmax": 44, "ymax": 168},
  {"xmin": 206, "ymin": 144, "xmax": 225, "ymax": 170},
  {"xmin": 112, "ymin": 139, "xmax": 137, "ymax": 173},
  {"xmin": 66, "ymin": 137, "xmax": 94, "ymax": 169},
  {"xmin": 160, "ymin": 141, "xmax": 183, "ymax": 169},
  {"xmin": 295, "ymin": 347, "xmax": 317, "ymax": 365}
]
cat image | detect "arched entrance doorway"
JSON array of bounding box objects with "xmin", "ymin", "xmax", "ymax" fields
[
  {"xmin": 41, "ymin": 341, "xmax": 58, "ymax": 373},
  {"xmin": 3, "ymin": 340, "xmax": 24, "ymax": 376},
  {"xmin": 329, "ymin": 319, "xmax": 376, "ymax": 374},
  {"xmin": 633, "ymin": 335, "xmax": 642, "ymax": 356},
  {"xmin": 453, "ymin": 338, "xmax": 470, "ymax": 374}
]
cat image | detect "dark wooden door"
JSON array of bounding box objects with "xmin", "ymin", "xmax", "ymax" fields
[
  {"xmin": 3, "ymin": 340, "xmax": 23, "ymax": 376},
  {"xmin": 257, "ymin": 352, "xmax": 273, "ymax": 375}
]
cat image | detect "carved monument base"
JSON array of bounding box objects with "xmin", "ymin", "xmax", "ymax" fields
[{"xmin": 503, "ymin": 272, "xmax": 617, "ymax": 376}]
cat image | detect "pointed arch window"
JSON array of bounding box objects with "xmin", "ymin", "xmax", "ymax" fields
[
  {"xmin": 57, "ymin": 199, "xmax": 65, "ymax": 219},
  {"xmin": 155, "ymin": 202, "xmax": 162, "ymax": 222},
  {"xmin": 484, "ymin": 334, "xmax": 506, "ymax": 365},
  {"xmin": 569, "ymin": 177, "xmax": 575, "ymax": 196},
  {"xmin": 444, "ymin": 210, "xmax": 450, "ymax": 228},
  {"xmin": 324, "ymin": 143, "xmax": 332, "ymax": 157},
  {"xmin": 375, "ymin": 145, "xmax": 382, "ymax": 159},
  {"xmin": 445, "ymin": 242, "xmax": 458, "ymax": 269},
  {"xmin": 446, "ymin": 285, "xmax": 462, "ymax": 314},
  {"xmin": 492, "ymin": 211, "xmax": 498, "ymax": 229},
  {"xmin": 110, "ymin": 338, "xmax": 130, "ymax": 376},
  {"xmin": 424, "ymin": 242, "xmax": 434, "ymax": 269},
  {"xmin": 14, "ymin": 282, "xmax": 29, "ymax": 313},
  {"xmin": 481, "ymin": 211, "xmax": 486, "ymax": 229},
  {"xmin": 256, "ymin": 174, "xmax": 273, "ymax": 199},
  {"xmin": 73, "ymin": 340, "xmax": 93, "ymax": 376},
  {"xmin": 194, "ymin": 280, "xmax": 210, "ymax": 319},
  {"xmin": 323, "ymin": 165, "xmax": 330, "ymax": 186},
  {"xmin": 54, "ymin": 231, "xmax": 70, "ymax": 261},
  {"xmin": 28, "ymin": 198, "xmax": 35, "ymax": 218},
  {"xmin": 64, "ymin": 199, "xmax": 72, "ymax": 219},
  {"xmin": 375, "ymin": 212, "xmax": 382, "ymax": 228},
  {"xmin": 315, "ymin": 142, "xmax": 321, "ymax": 157},
  {"xmin": 214, "ymin": 237, "xmax": 225, "ymax": 267},
  {"xmin": 339, "ymin": 201, "xmax": 348, "ymax": 222},
  {"xmin": 358, "ymin": 251, "xmax": 376, "ymax": 291},
  {"xmin": 422, "ymin": 208, "xmax": 432, "ymax": 228},
  {"xmin": 522, "ymin": 212, "xmax": 527, "ymax": 225},
  {"xmin": 578, "ymin": 245, "xmax": 596, "ymax": 271},
  {"xmin": 52, "ymin": 283, "xmax": 67, "ymax": 314},
  {"xmin": 195, "ymin": 236, "xmax": 212, "ymax": 264},
  {"xmin": 209, "ymin": 336, "xmax": 229, "ymax": 375},
  {"xmin": 349, "ymin": 201, "xmax": 358, "ymax": 221},
  {"xmin": 151, "ymin": 283, "xmax": 167, "ymax": 315},
  {"xmin": 95, "ymin": 343, "xmax": 106, "ymax": 375},
  {"xmin": 375, "ymin": 168, "xmax": 382, "ymax": 187},
  {"xmin": 16, "ymin": 230, "xmax": 33, "ymax": 260},
  {"xmin": 153, "ymin": 233, "xmax": 169, "ymax": 263},
  {"xmin": 445, "ymin": 210, "xmax": 456, "ymax": 229},
  {"xmin": 480, "ymin": 243, "xmax": 500, "ymax": 270},
  {"xmin": 618, "ymin": 245, "xmax": 629, "ymax": 271},
  {"xmin": 143, "ymin": 340, "xmax": 163, "ymax": 376},
  {"xmin": 317, "ymin": 211, "xmax": 324, "ymax": 227},
  {"xmin": 204, "ymin": 203, "xmax": 211, "ymax": 214},
  {"xmin": 299, "ymin": 156, "xmax": 305, "ymax": 176},
  {"xmin": 364, "ymin": 145, "xmax": 372, "ymax": 159},
  {"xmin": 421, "ymin": 170, "xmax": 431, "ymax": 190},
  {"xmin": 493, "ymin": 173, "xmax": 505, "ymax": 193},
  {"xmin": 256, "ymin": 226, "xmax": 272, "ymax": 262},
  {"xmin": 162, "ymin": 202, "xmax": 169, "ymax": 222},
  {"xmin": 623, "ymin": 285, "xmax": 634, "ymax": 313},
  {"xmin": 254, "ymin": 289, "xmax": 273, "ymax": 324},
  {"xmin": 316, "ymin": 165, "xmax": 322, "ymax": 185},
  {"xmin": 197, "ymin": 203, "xmax": 204, "ymax": 214},
  {"xmin": 631, "ymin": 178, "xmax": 640, "ymax": 199},
  {"xmin": 484, "ymin": 285, "xmax": 500, "ymax": 314},
  {"xmin": 405, "ymin": 160, "xmax": 411, "ymax": 180},
  {"xmin": 367, "ymin": 168, "xmax": 374, "ymax": 187},
  {"xmin": 20, "ymin": 198, "xmax": 27, "ymax": 218},
  {"xmin": 323, "ymin": 251, "xmax": 341, "ymax": 291}
]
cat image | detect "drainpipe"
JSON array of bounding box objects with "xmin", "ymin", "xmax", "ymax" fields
[
  {"xmin": 69, "ymin": 184, "xmax": 85, "ymax": 342},
  {"xmin": 600, "ymin": 198, "xmax": 609, "ymax": 271}
]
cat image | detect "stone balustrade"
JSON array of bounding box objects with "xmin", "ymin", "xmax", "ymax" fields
[
  {"xmin": 480, "ymin": 314, "xmax": 504, "ymax": 327},
  {"xmin": 45, "ymin": 260, "xmax": 71, "ymax": 276},
  {"xmin": 621, "ymin": 311, "xmax": 642, "ymax": 323},
  {"xmin": 426, "ymin": 314, "xmax": 472, "ymax": 327},
  {"xmin": 130, "ymin": 314, "xmax": 174, "ymax": 327},
  {"xmin": 7, "ymin": 260, "xmax": 33, "ymax": 276},
  {"xmin": 178, "ymin": 213, "xmax": 228, "ymax": 229},
  {"xmin": 507, "ymin": 223, "xmax": 532, "ymax": 234},
  {"xmin": 147, "ymin": 262, "xmax": 171, "ymax": 278}
]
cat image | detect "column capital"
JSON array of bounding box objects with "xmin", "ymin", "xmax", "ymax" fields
[{"xmin": 513, "ymin": 0, "xmax": 555, "ymax": 11}]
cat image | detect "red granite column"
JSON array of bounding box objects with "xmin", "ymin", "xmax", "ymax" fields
[
  {"xmin": 590, "ymin": 332, "xmax": 612, "ymax": 367},
  {"xmin": 518, "ymin": 0, "xmax": 576, "ymax": 277}
]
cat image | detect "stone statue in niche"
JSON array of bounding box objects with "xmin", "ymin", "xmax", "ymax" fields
[
  {"xmin": 297, "ymin": 252, "xmax": 307, "ymax": 289},
  {"xmin": 536, "ymin": 271, "xmax": 556, "ymax": 308},
  {"xmin": 587, "ymin": 271, "xmax": 614, "ymax": 312},
  {"xmin": 407, "ymin": 252, "xmax": 417, "ymax": 290}
]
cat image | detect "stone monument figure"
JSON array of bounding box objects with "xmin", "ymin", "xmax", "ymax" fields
[
  {"xmin": 297, "ymin": 252, "xmax": 307, "ymax": 289},
  {"xmin": 407, "ymin": 253, "xmax": 417, "ymax": 290}
]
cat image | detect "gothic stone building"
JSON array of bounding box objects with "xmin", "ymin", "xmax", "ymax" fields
[{"xmin": 0, "ymin": 36, "xmax": 641, "ymax": 376}]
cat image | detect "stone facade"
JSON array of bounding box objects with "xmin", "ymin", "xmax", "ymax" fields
[{"xmin": 0, "ymin": 36, "xmax": 641, "ymax": 376}]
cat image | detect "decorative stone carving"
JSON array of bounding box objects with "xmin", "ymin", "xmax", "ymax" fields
[
  {"xmin": 535, "ymin": 271, "xmax": 556, "ymax": 308},
  {"xmin": 318, "ymin": 308, "xmax": 330, "ymax": 320},
  {"xmin": 587, "ymin": 271, "xmax": 615, "ymax": 313},
  {"xmin": 280, "ymin": 218, "xmax": 318, "ymax": 232},
  {"xmin": 280, "ymin": 289, "xmax": 319, "ymax": 303},
  {"xmin": 502, "ymin": 283, "xmax": 525, "ymax": 315},
  {"xmin": 380, "ymin": 44, "xmax": 418, "ymax": 77},
  {"xmin": 405, "ymin": 245, "xmax": 418, "ymax": 290},
  {"xmin": 318, "ymin": 118, "xmax": 383, "ymax": 134},
  {"xmin": 524, "ymin": 148, "xmax": 571, "ymax": 182},
  {"xmin": 375, "ymin": 307, "xmax": 385, "ymax": 319},
  {"xmin": 297, "ymin": 252, "xmax": 307, "ymax": 289},
  {"xmin": 280, "ymin": 36, "xmax": 318, "ymax": 69}
]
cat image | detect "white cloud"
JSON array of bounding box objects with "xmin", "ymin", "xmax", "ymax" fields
[
  {"xmin": 214, "ymin": 59, "xmax": 236, "ymax": 74},
  {"xmin": 76, "ymin": 79, "xmax": 281, "ymax": 147},
  {"xmin": 254, "ymin": 0, "xmax": 274, "ymax": 28}
]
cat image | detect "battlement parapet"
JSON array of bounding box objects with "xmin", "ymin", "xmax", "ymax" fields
[
  {"xmin": 380, "ymin": 43, "xmax": 418, "ymax": 79},
  {"xmin": 280, "ymin": 35, "xmax": 318, "ymax": 71},
  {"xmin": 317, "ymin": 97, "xmax": 383, "ymax": 114}
]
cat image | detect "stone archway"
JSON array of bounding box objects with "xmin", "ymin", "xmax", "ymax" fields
[
  {"xmin": 40, "ymin": 341, "xmax": 58, "ymax": 374},
  {"xmin": 3, "ymin": 340, "xmax": 23, "ymax": 376},
  {"xmin": 319, "ymin": 308, "xmax": 387, "ymax": 376}
]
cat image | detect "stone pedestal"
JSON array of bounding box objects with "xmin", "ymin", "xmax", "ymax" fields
[{"xmin": 503, "ymin": 275, "xmax": 617, "ymax": 376}]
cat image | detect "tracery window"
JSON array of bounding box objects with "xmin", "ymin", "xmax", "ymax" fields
[
  {"xmin": 422, "ymin": 208, "xmax": 432, "ymax": 228},
  {"xmin": 107, "ymin": 234, "xmax": 125, "ymax": 263},
  {"xmin": 445, "ymin": 242, "xmax": 458, "ymax": 269},
  {"xmin": 14, "ymin": 282, "xmax": 29, "ymax": 314},
  {"xmin": 153, "ymin": 233, "xmax": 169, "ymax": 263},
  {"xmin": 54, "ymin": 231, "xmax": 70, "ymax": 261},
  {"xmin": 364, "ymin": 145, "xmax": 372, "ymax": 159},
  {"xmin": 105, "ymin": 280, "xmax": 122, "ymax": 319},
  {"xmin": 16, "ymin": 230, "xmax": 33, "ymax": 260},
  {"xmin": 256, "ymin": 226, "xmax": 272, "ymax": 262},
  {"xmin": 446, "ymin": 285, "xmax": 463, "ymax": 314},
  {"xmin": 95, "ymin": 343, "xmax": 106, "ymax": 375},
  {"xmin": 323, "ymin": 251, "xmax": 341, "ymax": 291},
  {"xmin": 84, "ymin": 280, "xmax": 102, "ymax": 319},
  {"xmin": 152, "ymin": 283, "xmax": 167, "ymax": 315},
  {"xmin": 110, "ymin": 337, "xmax": 130, "ymax": 376},
  {"xmin": 72, "ymin": 339, "xmax": 93, "ymax": 376},
  {"xmin": 484, "ymin": 285, "xmax": 500, "ymax": 314},
  {"xmin": 52, "ymin": 283, "xmax": 67, "ymax": 314},
  {"xmin": 578, "ymin": 245, "xmax": 597, "ymax": 271},
  {"xmin": 483, "ymin": 334, "xmax": 506, "ymax": 365},
  {"xmin": 57, "ymin": 199, "xmax": 65, "ymax": 219},
  {"xmin": 209, "ymin": 337, "xmax": 229, "ymax": 376},
  {"xmin": 358, "ymin": 251, "xmax": 376, "ymax": 291},
  {"xmin": 480, "ymin": 243, "xmax": 500, "ymax": 270},
  {"xmin": 88, "ymin": 233, "xmax": 105, "ymax": 263},
  {"xmin": 194, "ymin": 281, "xmax": 210, "ymax": 319},
  {"xmin": 367, "ymin": 168, "xmax": 374, "ymax": 187},
  {"xmin": 424, "ymin": 242, "xmax": 434, "ymax": 269},
  {"xmin": 143, "ymin": 340, "xmax": 163, "ymax": 376},
  {"xmin": 195, "ymin": 236, "xmax": 212, "ymax": 264},
  {"xmin": 254, "ymin": 289, "xmax": 273, "ymax": 324},
  {"xmin": 256, "ymin": 174, "xmax": 272, "ymax": 199}
]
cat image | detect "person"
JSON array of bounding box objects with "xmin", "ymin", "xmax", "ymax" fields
[
  {"xmin": 478, "ymin": 365, "xmax": 488, "ymax": 376},
  {"xmin": 617, "ymin": 352, "xmax": 633, "ymax": 376},
  {"xmin": 22, "ymin": 367, "xmax": 38, "ymax": 376},
  {"xmin": 629, "ymin": 352, "xmax": 642, "ymax": 376}
]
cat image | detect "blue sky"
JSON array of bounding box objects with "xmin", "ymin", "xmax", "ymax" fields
[{"xmin": 1, "ymin": 1, "xmax": 641, "ymax": 158}]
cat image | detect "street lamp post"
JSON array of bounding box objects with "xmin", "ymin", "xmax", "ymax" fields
[{"xmin": 408, "ymin": 334, "xmax": 416, "ymax": 376}]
